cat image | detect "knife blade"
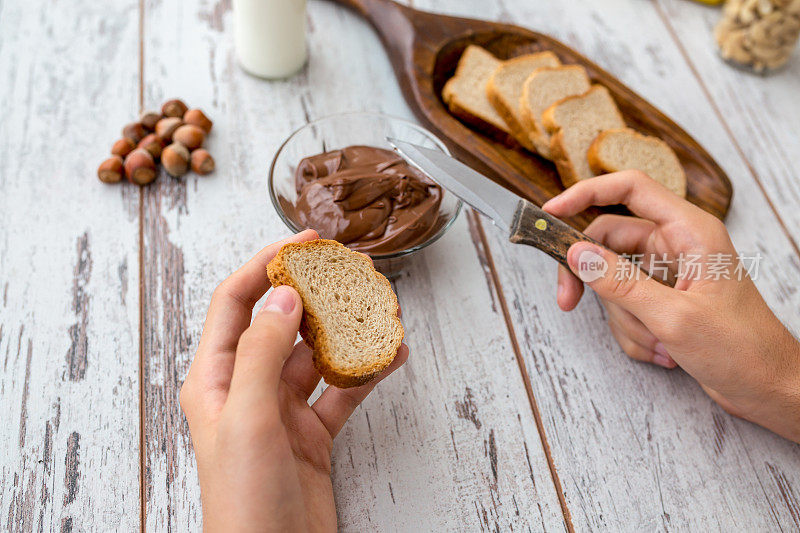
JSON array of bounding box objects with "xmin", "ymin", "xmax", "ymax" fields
[
  {"xmin": 387, "ymin": 138, "xmax": 519, "ymax": 233},
  {"xmin": 387, "ymin": 137, "xmax": 611, "ymax": 270}
]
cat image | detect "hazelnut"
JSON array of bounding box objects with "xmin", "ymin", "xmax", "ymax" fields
[
  {"xmin": 97, "ymin": 156, "xmax": 124, "ymax": 183},
  {"xmin": 155, "ymin": 117, "xmax": 183, "ymax": 142},
  {"xmin": 172, "ymin": 124, "xmax": 205, "ymax": 150},
  {"xmin": 122, "ymin": 122, "xmax": 147, "ymax": 143},
  {"xmin": 124, "ymin": 148, "xmax": 157, "ymax": 185},
  {"xmin": 139, "ymin": 110, "xmax": 162, "ymax": 130},
  {"xmin": 162, "ymin": 99, "xmax": 188, "ymax": 118},
  {"xmin": 162, "ymin": 143, "xmax": 190, "ymax": 177},
  {"xmin": 183, "ymin": 109, "xmax": 213, "ymax": 133},
  {"xmin": 190, "ymin": 149, "xmax": 215, "ymax": 175},
  {"xmin": 137, "ymin": 133, "xmax": 164, "ymax": 159},
  {"xmin": 111, "ymin": 137, "xmax": 136, "ymax": 158}
]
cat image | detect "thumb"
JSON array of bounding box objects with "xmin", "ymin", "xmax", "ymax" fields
[
  {"xmin": 566, "ymin": 242, "xmax": 675, "ymax": 318},
  {"xmin": 227, "ymin": 285, "xmax": 303, "ymax": 408}
]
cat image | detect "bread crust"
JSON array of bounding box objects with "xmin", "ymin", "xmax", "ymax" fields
[
  {"xmin": 587, "ymin": 128, "xmax": 687, "ymax": 197},
  {"xmin": 442, "ymin": 45, "xmax": 489, "ymax": 105},
  {"xmin": 442, "ymin": 46, "xmax": 518, "ymax": 148},
  {"xmin": 486, "ymin": 53, "xmax": 560, "ymax": 152},
  {"xmin": 267, "ymin": 239, "xmax": 404, "ymax": 388},
  {"xmin": 487, "ymin": 79, "xmax": 536, "ymax": 151},
  {"xmin": 519, "ymin": 65, "xmax": 592, "ymax": 160},
  {"xmin": 586, "ymin": 130, "xmax": 611, "ymax": 175},
  {"xmin": 547, "ymin": 129, "xmax": 580, "ymax": 188},
  {"xmin": 542, "ymin": 85, "xmax": 625, "ymax": 188},
  {"xmin": 518, "ymin": 74, "xmax": 553, "ymax": 159},
  {"xmin": 445, "ymin": 97, "xmax": 519, "ymax": 147}
]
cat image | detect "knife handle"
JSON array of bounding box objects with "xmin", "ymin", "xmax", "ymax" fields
[
  {"xmin": 509, "ymin": 200, "xmax": 604, "ymax": 267},
  {"xmin": 508, "ymin": 200, "xmax": 673, "ymax": 287}
]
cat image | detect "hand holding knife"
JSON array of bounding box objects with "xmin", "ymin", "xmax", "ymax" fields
[{"xmin": 388, "ymin": 138, "xmax": 621, "ymax": 270}]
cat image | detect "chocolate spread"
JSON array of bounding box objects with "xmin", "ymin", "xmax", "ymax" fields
[{"xmin": 281, "ymin": 145, "xmax": 444, "ymax": 255}]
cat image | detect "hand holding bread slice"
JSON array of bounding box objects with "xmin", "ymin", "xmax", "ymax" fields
[{"xmin": 267, "ymin": 239, "xmax": 404, "ymax": 388}]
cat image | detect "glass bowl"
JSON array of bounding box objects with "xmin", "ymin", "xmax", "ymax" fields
[{"xmin": 268, "ymin": 112, "xmax": 462, "ymax": 275}]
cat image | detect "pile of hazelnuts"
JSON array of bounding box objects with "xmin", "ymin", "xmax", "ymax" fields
[{"xmin": 97, "ymin": 99, "xmax": 215, "ymax": 185}]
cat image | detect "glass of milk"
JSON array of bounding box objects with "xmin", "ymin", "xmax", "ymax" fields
[{"xmin": 233, "ymin": 0, "xmax": 308, "ymax": 79}]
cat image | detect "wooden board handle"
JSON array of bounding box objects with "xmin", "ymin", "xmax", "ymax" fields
[{"xmin": 509, "ymin": 200, "xmax": 674, "ymax": 286}]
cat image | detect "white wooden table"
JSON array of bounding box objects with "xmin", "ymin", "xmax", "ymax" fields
[{"xmin": 2, "ymin": 0, "xmax": 800, "ymax": 530}]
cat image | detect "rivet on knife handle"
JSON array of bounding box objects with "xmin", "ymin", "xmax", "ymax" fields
[{"xmin": 509, "ymin": 200, "xmax": 606, "ymax": 268}]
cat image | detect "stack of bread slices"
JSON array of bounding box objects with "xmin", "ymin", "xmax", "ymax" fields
[{"xmin": 442, "ymin": 45, "xmax": 687, "ymax": 197}]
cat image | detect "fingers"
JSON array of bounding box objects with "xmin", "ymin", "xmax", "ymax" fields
[
  {"xmin": 182, "ymin": 230, "xmax": 318, "ymax": 421},
  {"xmin": 608, "ymin": 320, "xmax": 658, "ymax": 363},
  {"xmin": 198, "ymin": 229, "xmax": 318, "ymax": 357},
  {"xmin": 312, "ymin": 344, "xmax": 409, "ymax": 439},
  {"xmin": 583, "ymin": 214, "xmax": 656, "ymax": 256},
  {"xmin": 543, "ymin": 170, "xmax": 698, "ymax": 225},
  {"xmin": 226, "ymin": 286, "xmax": 304, "ymax": 409},
  {"xmin": 565, "ymin": 240, "xmax": 677, "ymax": 323},
  {"xmin": 280, "ymin": 342, "xmax": 321, "ymax": 400},
  {"xmin": 605, "ymin": 302, "xmax": 676, "ymax": 368},
  {"xmin": 557, "ymin": 264, "xmax": 584, "ymax": 311},
  {"xmin": 556, "ymin": 215, "xmax": 655, "ymax": 312},
  {"xmin": 608, "ymin": 320, "xmax": 676, "ymax": 369},
  {"xmin": 605, "ymin": 302, "xmax": 656, "ymax": 349}
]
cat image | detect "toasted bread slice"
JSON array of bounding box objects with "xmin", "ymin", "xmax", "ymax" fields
[
  {"xmin": 442, "ymin": 45, "xmax": 514, "ymax": 144},
  {"xmin": 588, "ymin": 128, "xmax": 687, "ymax": 197},
  {"xmin": 542, "ymin": 85, "xmax": 626, "ymax": 187},
  {"xmin": 267, "ymin": 239, "xmax": 404, "ymax": 388},
  {"xmin": 519, "ymin": 65, "xmax": 591, "ymax": 159},
  {"xmin": 486, "ymin": 52, "xmax": 561, "ymax": 150}
]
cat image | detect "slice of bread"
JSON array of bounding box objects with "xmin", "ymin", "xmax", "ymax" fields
[
  {"xmin": 267, "ymin": 239, "xmax": 404, "ymax": 388},
  {"xmin": 486, "ymin": 52, "xmax": 561, "ymax": 150},
  {"xmin": 519, "ymin": 65, "xmax": 591, "ymax": 159},
  {"xmin": 542, "ymin": 85, "xmax": 626, "ymax": 187},
  {"xmin": 588, "ymin": 128, "xmax": 687, "ymax": 197},
  {"xmin": 442, "ymin": 45, "xmax": 514, "ymax": 143}
]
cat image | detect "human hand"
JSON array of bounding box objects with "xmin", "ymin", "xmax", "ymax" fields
[
  {"xmin": 180, "ymin": 229, "xmax": 409, "ymax": 532},
  {"xmin": 543, "ymin": 171, "xmax": 800, "ymax": 443}
]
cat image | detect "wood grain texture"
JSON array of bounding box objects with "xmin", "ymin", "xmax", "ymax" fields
[
  {"xmin": 447, "ymin": 0, "xmax": 800, "ymax": 529},
  {"xmin": 331, "ymin": 0, "xmax": 732, "ymax": 227},
  {"xmin": 140, "ymin": 0, "xmax": 565, "ymax": 529},
  {"xmin": 0, "ymin": 0, "xmax": 141, "ymax": 531},
  {"xmin": 3, "ymin": 0, "xmax": 800, "ymax": 530},
  {"xmin": 331, "ymin": 215, "xmax": 566, "ymax": 531},
  {"xmin": 653, "ymin": 0, "xmax": 800, "ymax": 254}
]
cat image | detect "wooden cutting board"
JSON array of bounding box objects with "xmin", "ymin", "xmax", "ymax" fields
[{"xmin": 331, "ymin": 0, "xmax": 733, "ymax": 228}]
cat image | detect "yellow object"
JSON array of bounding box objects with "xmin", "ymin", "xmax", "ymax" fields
[
  {"xmin": 690, "ymin": 0, "xmax": 724, "ymax": 4},
  {"xmin": 535, "ymin": 218, "xmax": 548, "ymax": 231}
]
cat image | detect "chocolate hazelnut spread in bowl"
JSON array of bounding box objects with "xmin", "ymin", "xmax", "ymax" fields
[{"xmin": 269, "ymin": 113, "xmax": 462, "ymax": 271}]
